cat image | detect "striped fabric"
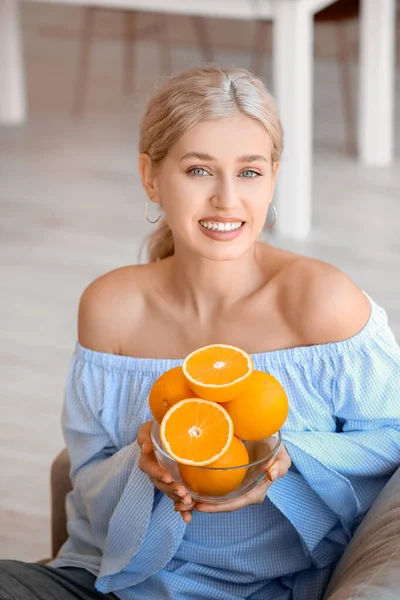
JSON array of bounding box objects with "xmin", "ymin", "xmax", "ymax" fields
[{"xmin": 49, "ymin": 293, "xmax": 400, "ymax": 599}]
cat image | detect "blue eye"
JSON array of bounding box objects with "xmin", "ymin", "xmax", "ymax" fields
[
  {"xmin": 240, "ymin": 170, "xmax": 259, "ymax": 178},
  {"xmin": 190, "ymin": 167, "xmax": 209, "ymax": 176}
]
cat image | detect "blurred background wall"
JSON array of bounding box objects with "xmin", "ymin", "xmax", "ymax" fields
[{"xmin": 1, "ymin": 1, "xmax": 399, "ymax": 560}]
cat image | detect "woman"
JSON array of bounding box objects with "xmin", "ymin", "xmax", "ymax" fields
[{"xmin": 1, "ymin": 66, "xmax": 400, "ymax": 600}]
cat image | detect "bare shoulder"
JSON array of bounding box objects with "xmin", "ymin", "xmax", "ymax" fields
[
  {"xmin": 281, "ymin": 257, "xmax": 372, "ymax": 346},
  {"xmin": 78, "ymin": 263, "xmax": 156, "ymax": 353}
]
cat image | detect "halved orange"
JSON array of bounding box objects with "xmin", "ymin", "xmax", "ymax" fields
[
  {"xmin": 160, "ymin": 398, "xmax": 234, "ymax": 466},
  {"xmin": 182, "ymin": 344, "xmax": 253, "ymax": 402}
]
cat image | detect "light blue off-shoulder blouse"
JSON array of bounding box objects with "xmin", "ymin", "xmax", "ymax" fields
[{"xmin": 50, "ymin": 293, "xmax": 400, "ymax": 600}]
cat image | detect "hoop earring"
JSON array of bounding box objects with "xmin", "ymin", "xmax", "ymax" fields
[
  {"xmin": 145, "ymin": 201, "xmax": 164, "ymax": 224},
  {"xmin": 264, "ymin": 204, "xmax": 277, "ymax": 229}
]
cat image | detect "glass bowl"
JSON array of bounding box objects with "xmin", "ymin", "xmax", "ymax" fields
[{"xmin": 151, "ymin": 420, "xmax": 282, "ymax": 504}]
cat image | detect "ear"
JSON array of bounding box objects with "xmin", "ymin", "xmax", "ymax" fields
[
  {"xmin": 271, "ymin": 161, "xmax": 280, "ymax": 195},
  {"xmin": 138, "ymin": 153, "xmax": 161, "ymax": 204}
]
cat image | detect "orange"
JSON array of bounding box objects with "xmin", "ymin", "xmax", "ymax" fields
[
  {"xmin": 160, "ymin": 398, "xmax": 233, "ymax": 466},
  {"xmin": 148, "ymin": 366, "xmax": 198, "ymax": 423},
  {"xmin": 179, "ymin": 435, "xmax": 249, "ymax": 497},
  {"xmin": 182, "ymin": 344, "xmax": 253, "ymax": 402},
  {"xmin": 224, "ymin": 370, "xmax": 289, "ymax": 441}
]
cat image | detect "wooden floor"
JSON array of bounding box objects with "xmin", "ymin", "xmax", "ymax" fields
[{"xmin": 1, "ymin": 4, "xmax": 400, "ymax": 561}]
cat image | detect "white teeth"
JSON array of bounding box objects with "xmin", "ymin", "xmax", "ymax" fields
[{"xmin": 200, "ymin": 221, "xmax": 243, "ymax": 232}]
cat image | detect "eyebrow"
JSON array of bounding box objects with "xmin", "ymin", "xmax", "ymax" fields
[{"xmin": 180, "ymin": 152, "xmax": 268, "ymax": 163}]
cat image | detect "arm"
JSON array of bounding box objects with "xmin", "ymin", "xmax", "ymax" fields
[
  {"xmin": 274, "ymin": 333, "xmax": 400, "ymax": 556},
  {"xmin": 266, "ymin": 267, "xmax": 400, "ymax": 560},
  {"xmin": 62, "ymin": 357, "xmax": 151, "ymax": 546},
  {"xmin": 61, "ymin": 277, "xmax": 156, "ymax": 554},
  {"xmin": 293, "ymin": 264, "xmax": 400, "ymax": 481},
  {"xmin": 269, "ymin": 263, "xmax": 400, "ymax": 524},
  {"xmin": 59, "ymin": 274, "xmax": 187, "ymax": 592}
]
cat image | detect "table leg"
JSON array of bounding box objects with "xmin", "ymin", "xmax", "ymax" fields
[
  {"xmin": 272, "ymin": 1, "xmax": 314, "ymax": 239},
  {"xmin": 0, "ymin": 0, "xmax": 26, "ymax": 124},
  {"xmin": 359, "ymin": 0, "xmax": 396, "ymax": 165}
]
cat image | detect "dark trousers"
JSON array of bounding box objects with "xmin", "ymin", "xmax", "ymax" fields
[{"xmin": 0, "ymin": 561, "xmax": 116, "ymax": 600}]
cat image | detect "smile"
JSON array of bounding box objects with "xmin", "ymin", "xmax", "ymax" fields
[{"xmin": 199, "ymin": 221, "xmax": 244, "ymax": 232}]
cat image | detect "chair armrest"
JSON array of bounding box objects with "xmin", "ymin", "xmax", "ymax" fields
[
  {"xmin": 50, "ymin": 447, "xmax": 72, "ymax": 558},
  {"xmin": 324, "ymin": 465, "xmax": 400, "ymax": 599}
]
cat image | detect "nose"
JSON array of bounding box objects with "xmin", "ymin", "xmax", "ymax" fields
[{"xmin": 210, "ymin": 176, "xmax": 240, "ymax": 210}]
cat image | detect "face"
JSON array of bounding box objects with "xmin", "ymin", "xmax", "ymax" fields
[{"xmin": 139, "ymin": 112, "xmax": 280, "ymax": 261}]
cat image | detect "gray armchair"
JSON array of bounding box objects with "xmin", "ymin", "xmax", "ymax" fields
[{"xmin": 49, "ymin": 449, "xmax": 400, "ymax": 598}]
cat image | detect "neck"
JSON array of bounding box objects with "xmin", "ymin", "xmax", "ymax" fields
[{"xmin": 169, "ymin": 242, "xmax": 265, "ymax": 319}]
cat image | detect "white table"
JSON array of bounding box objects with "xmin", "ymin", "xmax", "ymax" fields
[{"xmin": 0, "ymin": 0, "xmax": 397, "ymax": 239}]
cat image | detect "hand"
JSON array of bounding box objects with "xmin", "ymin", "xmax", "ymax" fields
[
  {"xmin": 193, "ymin": 443, "xmax": 291, "ymax": 514},
  {"xmin": 137, "ymin": 420, "xmax": 196, "ymax": 523}
]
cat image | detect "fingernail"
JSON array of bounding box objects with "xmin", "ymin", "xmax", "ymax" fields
[
  {"xmin": 141, "ymin": 442, "xmax": 148, "ymax": 453},
  {"xmin": 269, "ymin": 469, "xmax": 279, "ymax": 481},
  {"xmin": 161, "ymin": 476, "xmax": 171, "ymax": 484}
]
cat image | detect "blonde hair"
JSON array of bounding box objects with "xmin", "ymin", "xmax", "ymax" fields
[{"xmin": 140, "ymin": 66, "xmax": 284, "ymax": 263}]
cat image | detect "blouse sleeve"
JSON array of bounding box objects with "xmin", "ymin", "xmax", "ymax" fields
[
  {"xmin": 267, "ymin": 304, "xmax": 400, "ymax": 568},
  {"xmin": 56, "ymin": 348, "xmax": 186, "ymax": 592}
]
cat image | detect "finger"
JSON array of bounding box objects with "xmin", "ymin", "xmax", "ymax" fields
[
  {"xmin": 137, "ymin": 421, "xmax": 154, "ymax": 453},
  {"xmin": 139, "ymin": 450, "xmax": 173, "ymax": 484},
  {"xmin": 174, "ymin": 497, "xmax": 196, "ymax": 512},
  {"xmin": 151, "ymin": 480, "xmax": 189, "ymax": 502},
  {"xmin": 141, "ymin": 441, "xmax": 153, "ymax": 455},
  {"xmin": 165, "ymin": 483, "xmax": 191, "ymax": 502},
  {"xmin": 267, "ymin": 447, "xmax": 292, "ymax": 482},
  {"xmin": 181, "ymin": 510, "xmax": 192, "ymax": 524},
  {"xmin": 276, "ymin": 443, "xmax": 292, "ymax": 468},
  {"xmin": 172, "ymin": 499, "xmax": 194, "ymax": 523}
]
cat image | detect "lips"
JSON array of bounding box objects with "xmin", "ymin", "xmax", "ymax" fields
[{"xmin": 199, "ymin": 217, "xmax": 244, "ymax": 223}]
